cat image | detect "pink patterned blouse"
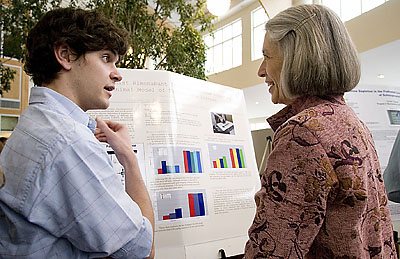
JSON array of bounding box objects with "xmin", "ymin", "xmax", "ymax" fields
[{"xmin": 245, "ymin": 95, "xmax": 397, "ymax": 259}]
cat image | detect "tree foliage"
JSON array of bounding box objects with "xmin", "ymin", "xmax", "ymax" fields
[
  {"xmin": 87, "ymin": 0, "xmax": 214, "ymax": 79},
  {"xmin": 0, "ymin": 0, "xmax": 213, "ymax": 94}
]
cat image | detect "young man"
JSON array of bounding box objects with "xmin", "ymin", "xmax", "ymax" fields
[{"xmin": 0, "ymin": 8, "xmax": 154, "ymax": 258}]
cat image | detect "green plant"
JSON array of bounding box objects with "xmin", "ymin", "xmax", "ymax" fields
[
  {"xmin": 0, "ymin": 0, "xmax": 214, "ymax": 94},
  {"xmin": 0, "ymin": 63, "xmax": 15, "ymax": 95},
  {"xmin": 87, "ymin": 0, "xmax": 214, "ymax": 80}
]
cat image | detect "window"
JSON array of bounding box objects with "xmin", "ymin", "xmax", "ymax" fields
[
  {"xmin": 322, "ymin": 0, "xmax": 388, "ymax": 22},
  {"xmin": 0, "ymin": 115, "xmax": 18, "ymax": 132},
  {"xmin": 251, "ymin": 6, "xmax": 269, "ymax": 61},
  {"xmin": 204, "ymin": 19, "xmax": 242, "ymax": 75}
]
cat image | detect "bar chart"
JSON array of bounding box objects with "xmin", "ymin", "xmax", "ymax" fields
[
  {"xmin": 208, "ymin": 143, "xmax": 246, "ymax": 169},
  {"xmin": 156, "ymin": 189, "xmax": 207, "ymax": 221},
  {"xmin": 153, "ymin": 146, "xmax": 203, "ymax": 174}
]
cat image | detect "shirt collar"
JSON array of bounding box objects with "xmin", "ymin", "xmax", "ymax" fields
[
  {"xmin": 29, "ymin": 87, "xmax": 96, "ymax": 132},
  {"xmin": 267, "ymin": 95, "xmax": 345, "ymax": 131}
]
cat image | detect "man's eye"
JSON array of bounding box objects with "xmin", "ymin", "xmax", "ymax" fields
[{"xmin": 102, "ymin": 55, "xmax": 110, "ymax": 62}]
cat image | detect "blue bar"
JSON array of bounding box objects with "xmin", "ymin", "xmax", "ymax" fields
[
  {"xmin": 169, "ymin": 213, "xmax": 176, "ymax": 219},
  {"xmin": 196, "ymin": 151, "xmax": 202, "ymax": 173},
  {"xmin": 175, "ymin": 165, "xmax": 180, "ymax": 173},
  {"xmin": 193, "ymin": 193, "xmax": 200, "ymax": 216},
  {"xmin": 175, "ymin": 208, "xmax": 182, "ymax": 218},
  {"xmin": 219, "ymin": 158, "xmax": 224, "ymax": 168},
  {"xmin": 198, "ymin": 193, "xmax": 205, "ymax": 216},
  {"xmin": 236, "ymin": 148, "xmax": 242, "ymax": 168},
  {"xmin": 193, "ymin": 152, "xmax": 198, "ymax": 173},
  {"xmin": 161, "ymin": 161, "xmax": 167, "ymax": 174},
  {"xmin": 187, "ymin": 151, "xmax": 192, "ymax": 173}
]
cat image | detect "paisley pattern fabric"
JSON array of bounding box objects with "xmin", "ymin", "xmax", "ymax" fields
[{"xmin": 245, "ymin": 95, "xmax": 397, "ymax": 259}]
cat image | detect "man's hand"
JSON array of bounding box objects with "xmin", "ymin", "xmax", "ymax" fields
[{"xmin": 94, "ymin": 117, "xmax": 134, "ymax": 166}]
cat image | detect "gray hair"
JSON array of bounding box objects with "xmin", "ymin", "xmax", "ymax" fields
[{"xmin": 265, "ymin": 4, "xmax": 360, "ymax": 98}]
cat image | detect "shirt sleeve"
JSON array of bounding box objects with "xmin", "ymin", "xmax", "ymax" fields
[
  {"xmin": 244, "ymin": 121, "xmax": 337, "ymax": 258},
  {"xmin": 28, "ymin": 137, "xmax": 152, "ymax": 258}
]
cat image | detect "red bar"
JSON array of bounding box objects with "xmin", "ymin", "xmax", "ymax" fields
[
  {"xmin": 213, "ymin": 160, "xmax": 217, "ymax": 168},
  {"xmin": 183, "ymin": 151, "xmax": 189, "ymax": 173},
  {"xmin": 229, "ymin": 148, "xmax": 236, "ymax": 168},
  {"xmin": 163, "ymin": 215, "xmax": 170, "ymax": 220},
  {"xmin": 188, "ymin": 193, "xmax": 196, "ymax": 217},
  {"xmin": 158, "ymin": 168, "xmax": 163, "ymax": 174}
]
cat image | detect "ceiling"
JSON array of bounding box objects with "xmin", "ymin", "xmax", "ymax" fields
[
  {"xmin": 216, "ymin": 0, "xmax": 257, "ymax": 20},
  {"xmin": 243, "ymin": 39, "xmax": 400, "ymax": 120}
]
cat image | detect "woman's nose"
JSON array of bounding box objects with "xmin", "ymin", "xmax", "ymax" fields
[{"xmin": 257, "ymin": 60, "xmax": 266, "ymax": 78}]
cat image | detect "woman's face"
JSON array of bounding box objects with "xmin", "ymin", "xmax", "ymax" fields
[{"xmin": 258, "ymin": 33, "xmax": 292, "ymax": 105}]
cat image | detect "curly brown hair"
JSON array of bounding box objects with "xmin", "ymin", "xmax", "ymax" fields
[{"xmin": 24, "ymin": 7, "xmax": 128, "ymax": 86}]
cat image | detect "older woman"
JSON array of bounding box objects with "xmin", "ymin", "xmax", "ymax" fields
[{"xmin": 245, "ymin": 4, "xmax": 397, "ymax": 259}]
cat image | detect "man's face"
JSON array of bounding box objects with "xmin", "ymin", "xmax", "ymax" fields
[{"xmin": 69, "ymin": 50, "xmax": 122, "ymax": 111}]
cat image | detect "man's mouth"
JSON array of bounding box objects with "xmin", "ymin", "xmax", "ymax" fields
[{"xmin": 104, "ymin": 86, "xmax": 115, "ymax": 91}]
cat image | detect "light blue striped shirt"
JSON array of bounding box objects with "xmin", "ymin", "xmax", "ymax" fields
[{"xmin": 0, "ymin": 87, "xmax": 152, "ymax": 258}]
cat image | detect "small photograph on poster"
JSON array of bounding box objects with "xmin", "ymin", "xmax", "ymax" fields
[
  {"xmin": 156, "ymin": 189, "xmax": 208, "ymax": 221},
  {"xmin": 210, "ymin": 112, "xmax": 235, "ymax": 135},
  {"xmin": 387, "ymin": 110, "xmax": 400, "ymax": 125}
]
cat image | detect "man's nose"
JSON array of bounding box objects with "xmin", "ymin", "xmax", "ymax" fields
[{"xmin": 111, "ymin": 70, "xmax": 122, "ymax": 82}]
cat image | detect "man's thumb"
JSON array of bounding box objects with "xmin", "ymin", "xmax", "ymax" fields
[{"xmin": 96, "ymin": 117, "xmax": 112, "ymax": 134}]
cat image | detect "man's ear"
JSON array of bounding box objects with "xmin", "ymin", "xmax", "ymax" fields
[{"xmin": 54, "ymin": 44, "xmax": 73, "ymax": 71}]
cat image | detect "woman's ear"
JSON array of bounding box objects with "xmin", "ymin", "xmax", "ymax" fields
[{"xmin": 54, "ymin": 44, "xmax": 73, "ymax": 71}]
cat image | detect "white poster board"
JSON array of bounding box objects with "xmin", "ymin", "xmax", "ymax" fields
[
  {"xmin": 89, "ymin": 69, "xmax": 260, "ymax": 259},
  {"xmin": 344, "ymin": 85, "xmax": 400, "ymax": 220}
]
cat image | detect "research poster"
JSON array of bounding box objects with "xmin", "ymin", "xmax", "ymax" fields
[
  {"xmin": 88, "ymin": 69, "xmax": 260, "ymax": 259},
  {"xmin": 345, "ymin": 86, "xmax": 400, "ymax": 220}
]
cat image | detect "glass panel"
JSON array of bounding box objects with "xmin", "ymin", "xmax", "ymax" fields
[
  {"xmin": 252, "ymin": 25, "xmax": 265, "ymax": 61},
  {"xmin": 0, "ymin": 116, "xmax": 18, "ymax": 131},
  {"xmin": 252, "ymin": 7, "xmax": 268, "ymax": 27},
  {"xmin": 222, "ymin": 25, "xmax": 232, "ymax": 42},
  {"xmin": 222, "ymin": 40, "xmax": 233, "ymax": 70},
  {"xmin": 362, "ymin": 0, "xmax": 385, "ymax": 12},
  {"xmin": 213, "ymin": 44, "xmax": 223, "ymax": 73},
  {"xmin": 232, "ymin": 36, "xmax": 242, "ymax": 68},
  {"xmin": 322, "ymin": 0, "xmax": 341, "ymax": 17},
  {"xmin": 214, "ymin": 29, "xmax": 222, "ymax": 45},
  {"xmin": 203, "ymin": 34, "xmax": 213, "ymax": 48},
  {"xmin": 232, "ymin": 20, "xmax": 242, "ymax": 37},
  {"xmin": 341, "ymin": 0, "xmax": 362, "ymax": 21},
  {"xmin": 205, "ymin": 48, "xmax": 214, "ymax": 75}
]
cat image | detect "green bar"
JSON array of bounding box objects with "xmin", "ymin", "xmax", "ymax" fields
[
  {"xmin": 239, "ymin": 149, "xmax": 245, "ymax": 168},
  {"xmin": 223, "ymin": 156, "xmax": 228, "ymax": 168},
  {"xmin": 190, "ymin": 151, "xmax": 196, "ymax": 173}
]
